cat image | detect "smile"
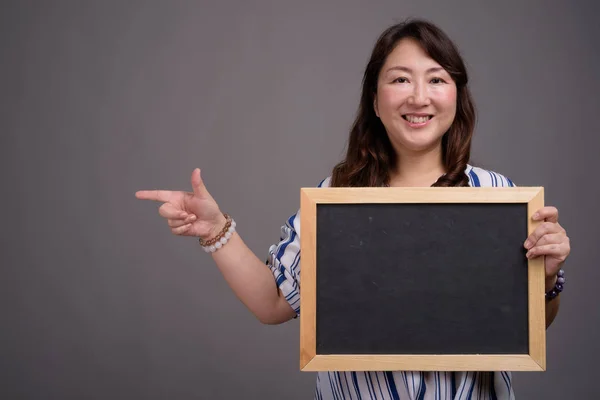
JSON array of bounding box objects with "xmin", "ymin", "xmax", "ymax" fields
[{"xmin": 402, "ymin": 114, "xmax": 433, "ymax": 127}]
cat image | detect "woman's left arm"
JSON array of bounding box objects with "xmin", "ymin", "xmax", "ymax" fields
[{"xmin": 523, "ymin": 206, "xmax": 570, "ymax": 328}]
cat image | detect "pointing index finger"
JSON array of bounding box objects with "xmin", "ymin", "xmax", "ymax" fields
[{"xmin": 135, "ymin": 190, "xmax": 173, "ymax": 203}]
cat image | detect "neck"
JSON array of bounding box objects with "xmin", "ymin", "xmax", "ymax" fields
[{"xmin": 388, "ymin": 145, "xmax": 445, "ymax": 187}]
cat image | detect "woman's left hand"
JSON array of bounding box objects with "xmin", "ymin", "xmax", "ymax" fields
[{"xmin": 523, "ymin": 206, "xmax": 570, "ymax": 288}]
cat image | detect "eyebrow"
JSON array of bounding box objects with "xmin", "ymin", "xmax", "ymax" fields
[{"xmin": 385, "ymin": 66, "xmax": 445, "ymax": 74}]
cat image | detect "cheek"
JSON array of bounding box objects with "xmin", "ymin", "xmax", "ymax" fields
[
  {"xmin": 435, "ymin": 88, "xmax": 458, "ymax": 115},
  {"xmin": 376, "ymin": 87, "xmax": 405, "ymax": 114}
]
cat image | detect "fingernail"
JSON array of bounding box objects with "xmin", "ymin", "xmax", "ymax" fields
[
  {"xmin": 524, "ymin": 240, "xmax": 531, "ymax": 248},
  {"xmin": 533, "ymin": 213, "xmax": 539, "ymax": 220}
]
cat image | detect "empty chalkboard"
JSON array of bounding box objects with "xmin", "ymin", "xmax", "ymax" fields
[{"xmin": 299, "ymin": 187, "xmax": 546, "ymax": 372}]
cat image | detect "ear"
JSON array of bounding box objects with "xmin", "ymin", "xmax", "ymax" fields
[{"xmin": 373, "ymin": 95, "xmax": 379, "ymax": 118}]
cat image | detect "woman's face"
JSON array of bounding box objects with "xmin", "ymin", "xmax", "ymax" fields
[{"xmin": 374, "ymin": 38, "xmax": 457, "ymax": 155}]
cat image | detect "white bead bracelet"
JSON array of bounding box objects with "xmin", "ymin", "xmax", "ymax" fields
[{"xmin": 199, "ymin": 214, "xmax": 236, "ymax": 253}]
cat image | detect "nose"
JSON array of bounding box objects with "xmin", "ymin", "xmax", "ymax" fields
[{"xmin": 407, "ymin": 83, "xmax": 431, "ymax": 106}]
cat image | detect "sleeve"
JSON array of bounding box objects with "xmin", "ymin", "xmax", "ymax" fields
[
  {"xmin": 505, "ymin": 174, "xmax": 516, "ymax": 187},
  {"xmin": 265, "ymin": 177, "xmax": 330, "ymax": 318},
  {"xmin": 469, "ymin": 166, "xmax": 516, "ymax": 187},
  {"xmin": 486, "ymin": 171, "xmax": 515, "ymax": 187},
  {"xmin": 266, "ymin": 210, "xmax": 302, "ymax": 317}
]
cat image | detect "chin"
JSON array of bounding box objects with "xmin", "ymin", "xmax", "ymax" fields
[{"xmin": 392, "ymin": 134, "xmax": 445, "ymax": 154}]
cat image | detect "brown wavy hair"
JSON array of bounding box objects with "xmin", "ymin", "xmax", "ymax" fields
[{"xmin": 331, "ymin": 19, "xmax": 475, "ymax": 187}]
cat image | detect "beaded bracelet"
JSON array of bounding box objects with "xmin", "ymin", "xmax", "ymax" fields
[
  {"xmin": 199, "ymin": 213, "xmax": 236, "ymax": 253},
  {"xmin": 545, "ymin": 269, "xmax": 565, "ymax": 301}
]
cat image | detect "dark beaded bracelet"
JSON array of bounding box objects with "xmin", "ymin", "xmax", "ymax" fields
[{"xmin": 545, "ymin": 269, "xmax": 565, "ymax": 301}]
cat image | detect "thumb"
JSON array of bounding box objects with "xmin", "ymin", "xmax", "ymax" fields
[{"xmin": 191, "ymin": 168, "xmax": 208, "ymax": 197}]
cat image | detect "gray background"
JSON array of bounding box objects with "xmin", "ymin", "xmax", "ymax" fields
[{"xmin": 2, "ymin": 0, "xmax": 598, "ymax": 399}]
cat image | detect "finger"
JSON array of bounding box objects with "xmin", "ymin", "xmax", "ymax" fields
[
  {"xmin": 135, "ymin": 190, "xmax": 174, "ymax": 203},
  {"xmin": 524, "ymin": 222, "xmax": 564, "ymax": 249},
  {"xmin": 191, "ymin": 168, "xmax": 208, "ymax": 198},
  {"xmin": 159, "ymin": 203, "xmax": 192, "ymax": 219},
  {"xmin": 526, "ymin": 243, "xmax": 569, "ymax": 260},
  {"xmin": 532, "ymin": 206, "xmax": 559, "ymax": 223},
  {"xmin": 171, "ymin": 223, "xmax": 193, "ymax": 235},
  {"xmin": 532, "ymin": 232, "xmax": 567, "ymax": 248},
  {"xmin": 168, "ymin": 216, "xmax": 196, "ymax": 228}
]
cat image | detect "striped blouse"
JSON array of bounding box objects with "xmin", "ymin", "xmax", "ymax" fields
[{"xmin": 266, "ymin": 164, "xmax": 517, "ymax": 400}]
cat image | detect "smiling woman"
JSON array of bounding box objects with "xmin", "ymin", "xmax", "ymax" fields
[
  {"xmin": 375, "ymin": 39, "xmax": 458, "ymax": 177},
  {"xmin": 136, "ymin": 18, "xmax": 570, "ymax": 400},
  {"xmin": 331, "ymin": 21, "xmax": 474, "ymax": 189}
]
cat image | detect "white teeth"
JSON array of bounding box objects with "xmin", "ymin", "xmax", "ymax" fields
[{"xmin": 405, "ymin": 115, "xmax": 430, "ymax": 124}]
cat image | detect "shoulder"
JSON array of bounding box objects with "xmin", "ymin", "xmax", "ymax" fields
[
  {"xmin": 465, "ymin": 164, "xmax": 516, "ymax": 187},
  {"xmin": 317, "ymin": 170, "xmax": 515, "ymax": 188},
  {"xmin": 282, "ymin": 177, "xmax": 331, "ymax": 232},
  {"xmin": 316, "ymin": 176, "xmax": 332, "ymax": 188}
]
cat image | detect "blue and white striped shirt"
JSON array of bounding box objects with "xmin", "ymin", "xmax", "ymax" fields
[{"xmin": 267, "ymin": 165, "xmax": 517, "ymax": 400}]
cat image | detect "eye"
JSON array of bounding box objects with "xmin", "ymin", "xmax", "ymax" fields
[
  {"xmin": 430, "ymin": 77, "xmax": 446, "ymax": 84},
  {"xmin": 393, "ymin": 77, "xmax": 408, "ymax": 83}
]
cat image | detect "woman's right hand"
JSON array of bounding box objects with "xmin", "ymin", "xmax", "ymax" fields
[{"xmin": 135, "ymin": 168, "xmax": 227, "ymax": 240}]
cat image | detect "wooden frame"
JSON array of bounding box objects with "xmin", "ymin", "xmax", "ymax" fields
[{"xmin": 299, "ymin": 187, "xmax": 546, "ymax": 372}]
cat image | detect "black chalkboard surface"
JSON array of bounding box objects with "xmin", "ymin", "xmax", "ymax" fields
[{"xmin": 299, "ymin": 187, "xmax": 546, "ymax": 372}]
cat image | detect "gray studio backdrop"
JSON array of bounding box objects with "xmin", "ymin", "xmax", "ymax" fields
[{"xmin": 2, "ymin": 1, "xmax": 598, "ymax": 399}]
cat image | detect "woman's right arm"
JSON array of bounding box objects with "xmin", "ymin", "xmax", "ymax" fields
[
  {"xmin": 136, "ymin": 168, "xmax": 296, "ymax": 325},
  {"xmin": 207, "ymin": 214, "xmax": 297, "ymax": 324}
]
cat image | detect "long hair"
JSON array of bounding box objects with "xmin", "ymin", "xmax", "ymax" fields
[{"xmin": 331, "ymin": 19, "xmax": 475, "ymax": 187}]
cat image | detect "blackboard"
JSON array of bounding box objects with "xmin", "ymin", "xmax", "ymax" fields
[{"xmin": 299, "ymin": 187, "xmax": 546, "ymax": 372}]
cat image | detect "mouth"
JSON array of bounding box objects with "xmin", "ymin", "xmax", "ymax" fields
[{"xmin": 402, "ymin": 114, "xmax": 433, "ymax": 126}]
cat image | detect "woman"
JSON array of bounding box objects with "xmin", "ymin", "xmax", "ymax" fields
[{"xmin": 136, "ymin": 19, "xmax": 570, "ymax": 400}]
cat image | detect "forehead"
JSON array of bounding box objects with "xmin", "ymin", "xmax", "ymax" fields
[{"xmin": 382, "ymin": 38, "xmax": 443, "ymax": 71}]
